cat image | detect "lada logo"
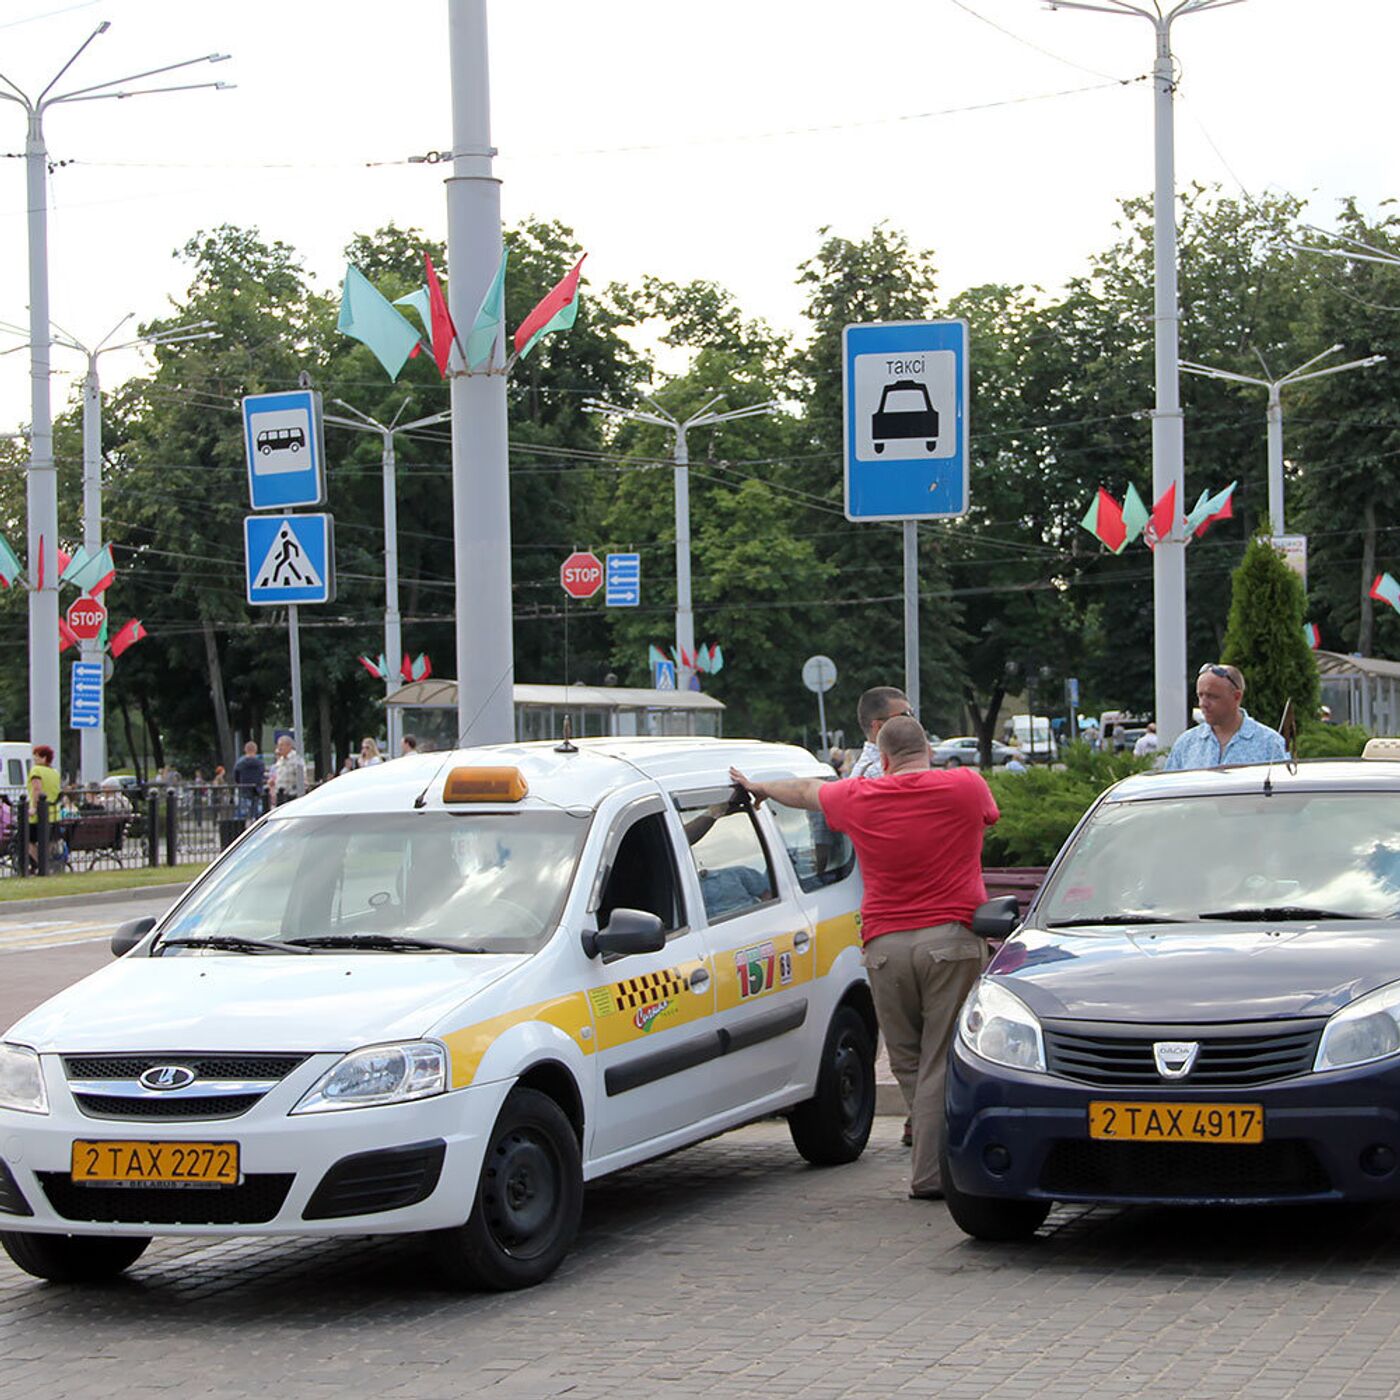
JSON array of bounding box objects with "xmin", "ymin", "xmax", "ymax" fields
[
  {"xmin": 633, "ymin": 1001, "xmax": 669, "ymax": 1033},
  {"xmin": 1152, "ymin": 1041, "xmax": 1199, "ymax": 1080},
  {"xmin": 138, "ymin": 1065, "xmax": 198, "ymax": 1091}
]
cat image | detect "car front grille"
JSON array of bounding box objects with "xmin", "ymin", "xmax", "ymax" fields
[
  {"xmin": 38, "ymin": 1173, "xmax": 294, "ymax": 1225},
  {"xmin": 1039, "ymin": 1139, "xmax": 1330, "ymax": 1199},
  {"xmin": 1043, "ymin": 1022, "xmax": 1323, "ymax": 1088},
  {"xmin": 62, "ymin": 1053, "xmax": 309, "ymax": 1122},
  {"xmin": 63, "ymin": 1054, "xmax": 307, "ymax": 1081}
]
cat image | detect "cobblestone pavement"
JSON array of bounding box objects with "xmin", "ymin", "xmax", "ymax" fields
[{"xmin": 6, "ymin": 1117, "xmax": 1400, "ymax": 1400}]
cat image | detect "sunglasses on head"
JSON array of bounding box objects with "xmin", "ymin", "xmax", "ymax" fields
[{"xmin": 1198, "ymin": 664, "xmax": 1240, "ymax": 687}]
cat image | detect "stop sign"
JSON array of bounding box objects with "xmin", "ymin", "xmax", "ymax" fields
[
  {"xmin": 560, "ymin": 551, "xmax": 604, "ymax": 600},
  {"xmin": 66, "ymin": 596, "xmax": 107, "ymax": 641}
]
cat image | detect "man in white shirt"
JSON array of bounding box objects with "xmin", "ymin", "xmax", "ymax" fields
[
  {"xmin": 269, "ymin": 735, "xmax": 307, "ymax": 806},
  {"xmin": 849, "ymin": 687, "xmax": 916, "ymax": 780},
  {"xmin": 1133, "ymin": 723, "xmax": 1159, "ymax": 758}
]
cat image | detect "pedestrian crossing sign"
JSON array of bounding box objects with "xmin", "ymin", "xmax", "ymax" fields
[{"xmin": 244, "ymin": 514, "xmax": 335, "ymax": 605}]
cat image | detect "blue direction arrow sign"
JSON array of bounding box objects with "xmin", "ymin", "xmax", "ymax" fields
[
  {"xmin": 606, "ymin": 552, "xmax": 641, "ymax": 607},
  {"xmin": 70, "ymin": 660, "xmax": 103, "ymax": 731},
  {"xmin": 245, "ymin": 514, "xmax": 335, "ymax": 605},
  {"xmin": 243, "ymin": 389, "xmax": 326, "ymax": 510},
  {"xmin": 842, "ymin": 319, "xmax": 969, "ymax": 521}
]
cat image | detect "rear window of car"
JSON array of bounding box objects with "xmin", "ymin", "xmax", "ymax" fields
[
  {"xmin": 766, "ymin": 802, "xmax": 855, "ymax": 893},
  {"xmin": 1039, "ymin": 791, "xmax": 1400, "ymax": 925}
]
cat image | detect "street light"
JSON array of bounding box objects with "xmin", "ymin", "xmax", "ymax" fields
[
  {"xmin": 584, "ymin": 394, "xmax": 780, "ymax": 690},
  {"xmin": 1048, "ymin": 0, "xmax": 1241, "ymax": 744},
  {"xmin": 49, "ymin": 317, "xmax": 218, "ymax": 782},
  {"xmin": 0, "ymin": 23, "xmax": 231, "ymax": 752},
  {"xmin": 326, "ymin": 399, "xmax": 451, "ymax": 753},
  {"xmin": 1182, "ymin": 345, "xmax": 1385, "ymax": 537}
]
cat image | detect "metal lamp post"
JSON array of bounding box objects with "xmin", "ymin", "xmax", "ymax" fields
[
  {"xmin": 41, "ymin": 317, "xmax": 219, "ymax": 783},
  {"xmin": 1049, "ymin": 0, "xmax": 1241, "ymax": 743},
  {"xmin": 326, "ymin": 400, "xmax": 451, "ymax": 753},
  {"xmin": 584, "ymin": 395, "xmax": 780, "ymax": 690},
  {"xmin": 0, "ymin": 24, "xmax": 231, "ymax": 753},
  {"xmin": 1182, "ymin": 346, "xmax": 1385, "ymax": 536}
]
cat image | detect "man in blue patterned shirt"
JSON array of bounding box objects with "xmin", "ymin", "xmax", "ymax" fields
[{"xmin": 1164, "ymin": 663, "xmax": 1289, "ymax": 770}]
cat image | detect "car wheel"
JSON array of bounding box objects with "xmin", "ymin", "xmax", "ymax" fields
[
  {"xmin": 0, "ymin": 1230, "xmax": 150, "ymax": 1283},
  {"xmin": 429, "ymin": 1086, "xmax": 582, "ymax": 1292},
  {"xmin": 940, "ymin": 1146, "xmax": 1050, "ymax": 1241},
  {"xmin": 945, "ymin": 757, "xmax": 961, "ymax": 768},
  {"xmin": 788, "ymin": 1005, "xmax": 875, "ymax": 1166}
]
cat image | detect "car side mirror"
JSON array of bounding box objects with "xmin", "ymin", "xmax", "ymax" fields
[
  {"xmin": 971, "ymin": 895, "xmax": 1020, "ymax": 941},
  {"xmin": 582, "ymin": 908, "xmax": 666, "ymax": 960},
  {"xmin": 111, "ymin": 916, "xmax": 156, "ymax": 958}
]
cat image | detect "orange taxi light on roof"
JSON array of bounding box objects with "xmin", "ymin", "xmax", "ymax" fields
[{"xmin": 443, "ymin": 766, "xmax": 529, "ymax": 803}]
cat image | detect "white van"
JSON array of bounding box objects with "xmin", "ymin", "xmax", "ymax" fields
[
  {"xmin": 1008, "ymin": 714, "xmax": 1057, "ymax": 760},
  {"xmin": 0, "ymin": 738, "xmax": 874, "ymax": 1291},
  {"xmin": 0, "ymin": 743, "xmax": 30, "ymax": 797}
]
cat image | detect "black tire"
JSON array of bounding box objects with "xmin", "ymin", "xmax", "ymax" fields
[
  {"xmin": 0, "ymin": 1230, "xmax": 150, "ymax": 1283},
  {"xmin": 430, "ymin": 1086, "xmax": 582, "ymax": 1291},
  {"xmin": 941, "ymin": 1145, "xmax": 1050, "ymax": 1241},
  {"xmin": 945, "ymin": 757, "xmax": 961, "ymax": 768},
  {"xmin": 788, "ymin": 1004, "xmax": 876, "ymax": 1166}
]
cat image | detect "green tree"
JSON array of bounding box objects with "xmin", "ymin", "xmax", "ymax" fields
[{"xmin": 1221, "ymin": 535, "xmax": 1319, "ymax": 730}]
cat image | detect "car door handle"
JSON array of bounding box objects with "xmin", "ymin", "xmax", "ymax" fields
[
  {"xmin": 688, "ymin": 966, "xmax": 710, "ymax": 993},
  {"xmin": 793, "ymin": 930, "xmax": 811, "ymax": 954}
]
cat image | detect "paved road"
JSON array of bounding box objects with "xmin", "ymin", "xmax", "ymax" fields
[
  {"xmin": 5, "ymin": 1118, "xmax": 1400, "ymax": 1400},
  {"xmin": 0, "ymin": 892, "xmax": 178, "ymax": 1033}
]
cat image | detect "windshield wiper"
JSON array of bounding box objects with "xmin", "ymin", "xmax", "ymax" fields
[
  {"xmin": 156, "ymin": 934, "xmax": 311, "ymax": 956},
  {"xmin": 1199, "ymin": 906, "xmax": 1367, "ymax": 922},
  {"xmin": 284, "ymin": 934, "xmax": 486, "ymax": 954},
  {"xmin": 1046, "ymin": 914, "xmax": 1185, "ymax": 928}
]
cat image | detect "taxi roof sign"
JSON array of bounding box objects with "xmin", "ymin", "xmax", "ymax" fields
[{"xmin": 443, "ymin": 766, "xmax": 529, "ymax": 803}]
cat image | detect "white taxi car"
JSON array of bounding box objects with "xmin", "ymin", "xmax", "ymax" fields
[{"xmin": 0, "ymin": 739, "xmax": 872, "ymax": 1290}]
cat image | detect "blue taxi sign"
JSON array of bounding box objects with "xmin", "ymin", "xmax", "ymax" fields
[
  {"xmin": 243, "ymin": 389, "xmax": 326, "ymax": 510},
  {"xmin": 842, "ymin": 320, "xmax": 969, "ymax": 522}
]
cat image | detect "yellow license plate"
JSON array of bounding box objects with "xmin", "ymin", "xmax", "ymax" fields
[
  {"xmin": 1088, "ymin": 1102, "xmax": 1264, "ymax": 1144},
  {"xmin": 71, "ymin": 1140, "xmax": 240, "ymax": 1185}
]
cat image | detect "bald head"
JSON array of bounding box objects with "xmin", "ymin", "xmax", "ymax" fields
[{"xmin": 877, "ymin": 714, "xmax": 930, "ymax": 770}]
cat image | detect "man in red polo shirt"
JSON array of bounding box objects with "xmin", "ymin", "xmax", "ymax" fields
[{"xmin": 731, "ymin": 715, "xmax": 999, "ymax": 1200}]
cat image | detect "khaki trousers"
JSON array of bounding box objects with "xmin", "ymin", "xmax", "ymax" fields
[{"xmin": 863, "ymin": 923, "xmax": 987, "ymax": 1194}]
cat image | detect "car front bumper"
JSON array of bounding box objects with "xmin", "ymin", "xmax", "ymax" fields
[
  {"xmin": 946, "ymin": 1040, "xmax": 1400, "ymax": 1206},
  {"xmin": 0, "ymin": 1059, "xmax": 511, "ymax": 1237}
]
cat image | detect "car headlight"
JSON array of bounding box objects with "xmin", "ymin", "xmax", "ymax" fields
[
  {"xmin": 291, "ymin": 1041, "xmax": 447, "ymax": 1115},
  {"xmin": 1316, "ymin": 982, "xmax": 1400, "ymax": 1073},
  {"xmin": 958, "ymin": 980, "xmax": 1046, "ymax": 1073},
  {"xmin": 0, "ymin": 1043, "xmax": 48, "ymax": 1115}
]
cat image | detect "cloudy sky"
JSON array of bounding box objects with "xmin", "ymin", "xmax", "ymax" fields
[{"xmin": 0, "ymin": 0, "xmax": 1395, "ymax": 430}]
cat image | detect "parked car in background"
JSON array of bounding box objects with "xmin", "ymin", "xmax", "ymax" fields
[{"xmin": 932, "ymin": 737, "xmax": 1014, "ymax": 769}]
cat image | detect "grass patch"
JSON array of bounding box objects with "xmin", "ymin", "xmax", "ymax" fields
[{"xmin": 0, "ymin": 863, "xmax": 208, "ymax": 903}]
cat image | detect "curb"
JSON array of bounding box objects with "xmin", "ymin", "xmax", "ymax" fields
[{"xmin": 0, "ymin": 882, "xmax": 192, "ymax": 917}]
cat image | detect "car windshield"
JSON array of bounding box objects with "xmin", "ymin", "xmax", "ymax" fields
[
  {"xmin": 155, "ymin": 811, "xmax": 590, "ymax": 956},
  {"xmin": 1038, "ymin": 792, "xmax": 1400, "ymax": 926}
]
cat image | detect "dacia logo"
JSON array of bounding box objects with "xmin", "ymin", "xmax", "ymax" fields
[
  {"xmin": 1152, "ymin": 1041, "xmax": 1199, "ymax": 1080},
  {"xmin": 138, "ymin": 1065, "xmax": 197, "ymax": 1092}
]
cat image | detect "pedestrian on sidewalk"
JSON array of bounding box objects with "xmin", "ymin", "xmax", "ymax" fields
[
  {"xmin": 268, "ymin": 735, "xmax": 306, "ymax": 807},
  {"xmin": 731, "ymin": 715, "xmax": 1000, "ymax": 1201},
  {"xmin": 1165, "ymin": 664, "xmax": 1287, "ymax": 770},
  {"xmin": 26, "ymin": 744, "xmax": 61, "ymax": 873},
  {"xmin": 233, "ymin": 741, "xmax": 265, "ymax": 819}
]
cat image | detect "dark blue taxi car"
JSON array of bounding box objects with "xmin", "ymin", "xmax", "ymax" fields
[{"xmin": 943, "ymin": 752, "xmax": 1400, "ymax": 1240}]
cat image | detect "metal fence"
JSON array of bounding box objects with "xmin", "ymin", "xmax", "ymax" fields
[{"xmin": 1, "ymin": 783, "xmax": 273, "ymax": 881}]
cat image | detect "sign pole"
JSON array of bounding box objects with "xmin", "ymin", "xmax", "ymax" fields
[
  {"xmin": 288, "ymin": 603, "xmax": 304, "ymax": 756},
  {"xmin": 903, "ymin": 520, "xmax": 920, "ymax": 718},
  {"xmin": 447, "ymin": 0, "xmax": 514, "ymax": 748},
  {"xmin": 816, "ymin": 686, "xmax": 828, "ymax": 753}
]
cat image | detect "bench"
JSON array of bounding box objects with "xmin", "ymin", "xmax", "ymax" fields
[
  {"xmin": 982, "ymin": 866, "xmax": 1048, "ymax": 916},
  {"xmin": 63, "ymin": 814, "xmax": 131, "ymax": 869}
]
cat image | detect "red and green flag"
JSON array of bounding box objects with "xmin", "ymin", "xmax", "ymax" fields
[
  {"xmin": 514, "ymin": 255, "xmax": 586, "ymax": 360},
  {"xmin": 1185, "ymin": 481, "xmax": 1236, "ymax": 539},
  {"xmin": 1143, "ymin": 483, "xmax": 1178, "ymax": 550},
  {"xmin": 0, "ymin": 533, "xmax": 20, "ymax": 588},
  {"xmin": 109, "ymin": 618, "xmax": 147, "ymax": 659},
  {"xmin": 467, "ymin": 248, "xmax": 509, "ymax": 370},
  {"xmin": 1303, "ymin": 623, "xmax": 1321, "ymax": 649},
  {"xmin": 424, "ymin": 253, "xmax": 461, "ymax": 378},
  {"xmin": 1370, "ymin": 573, "xmax": 1400, "ymax": 614},
  {"xmin": 1080, "ymin": 488, "xmax": 1128, "ymax": 553}
]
